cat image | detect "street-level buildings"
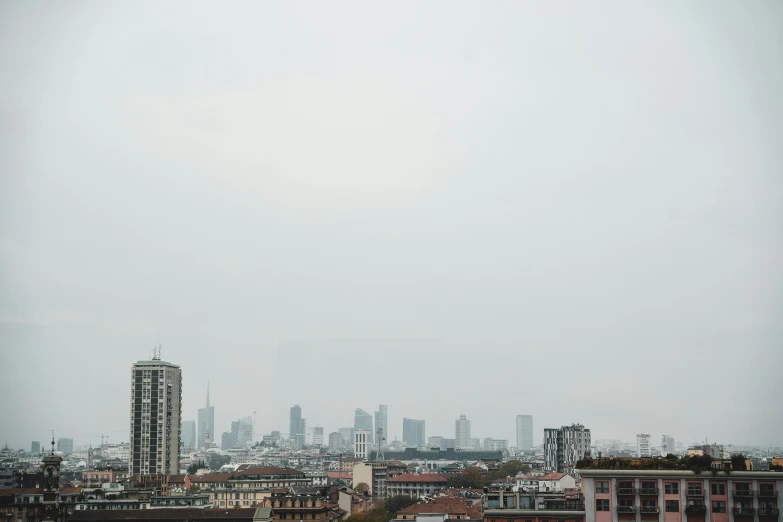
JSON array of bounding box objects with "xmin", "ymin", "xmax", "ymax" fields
[{"xmin": 129, "ymin": 358, "xmax": 182, "ymax": 476}]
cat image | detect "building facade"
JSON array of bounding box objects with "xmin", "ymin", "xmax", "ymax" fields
[
  {"xmin": 455, "ymin": 415, "xmax": 471, "ymax": 449},
  {"xmin": 31, "ymin": 442, "xmax": 40, "ymax": 455},
  {"xmin": 328, "ymin": 432, "xmax": 343, "ymax": 452},
  {"xmin": 197, "ymin": 385, "xmax": 215, "ymax": 450},
  {"xmin": 483, "ymin": 438, "xmax": 509, "ymax": 452},
  {"xmin": 354, "ymin": 430, "xmax": 371, "ymax": 460},
  {"xmin": 355, "ymin": 409, "xmax": 374, "ymax": 445},
  {"xmin": 544, "ymin": 424, "xmax": 591, "ymax": 473},
  {"xmin": 637, "ymin": 434, "xmax": 652, "ymax": 458},
  {"xmin": 129, "ymin": 358, "xmax": 182, "ymax": 475},
  {"xmin": 516, "ymin": 415, "xmax": 534, "ymax": 451},
  {"xmin": 313, "ymin": 427, "xmax": 324, "ymax": 447},
  {"xmin": 579, "ymin": 469, "xmax": 782, "ymax": 522},
  {"xmin": 386, "ymin": 474, "xmax": 448, "ymax": 499},
  {"xmin": 403, "ymin": 419, "xmax": 426, "ymax": 448}
]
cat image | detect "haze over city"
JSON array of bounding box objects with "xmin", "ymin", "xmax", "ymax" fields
[{"xmin": 1, "ymin": 0, "xmax": 782, "ymax": 453}]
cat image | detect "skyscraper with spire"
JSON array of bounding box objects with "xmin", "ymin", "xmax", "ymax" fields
[{"xmin": 198, "ymin": 383, "xmax": 215, "ymax": 450}]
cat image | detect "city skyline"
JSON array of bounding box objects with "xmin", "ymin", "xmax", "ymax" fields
[{"xmin": 2, "ymin": 2, "xmax": 782, "ymax": 452}]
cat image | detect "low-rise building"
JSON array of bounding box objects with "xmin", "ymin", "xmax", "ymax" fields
[{"xmin": 387, "ymin": 474, "xmax": 448, "ymax": 499}]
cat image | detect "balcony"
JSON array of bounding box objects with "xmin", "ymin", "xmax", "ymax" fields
[
  {"xmin": 759, "ymin": 508, "xmax": 780, "ymax": 517},
  {"xmin": 733, "ymin": 508, "xmax": 756, "ymax": 516},
  {"xmin": 641, "ymin": 506, "xmax": 660, "ymax": 514},
  {"xmin": 640, "ymin": 488, "xmax": 659, "ymax": 496},
  {"xmin": 617, "ymin": 506, "xmax": 637, "ymax": 514},
  {"xmin": 685, "ymin": 506, "xmax": 707, "ymax": 515},
  {"xmin": 686, "ymin": 489, "xmax": 704, "ymax": 497},
  {"xmin": 759, "ymin": 490, "xmax": 778, "ymax": 498},
  {"xmin": 734, "ymin": 490, "xmax": 755, "ymax": 498},
  {"xmin": 617, "ymin": 488, "xmax": 637, "ymax": 495}
]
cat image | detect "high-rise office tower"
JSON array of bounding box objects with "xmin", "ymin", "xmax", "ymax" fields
[
  {"xmin": 31, "ymin": 441, "xmax": 41, "ymax": 454},
  {"xmin": 661, "ymin": 435, "xmax": 676, "ymax": 456},
  {"xmin": 129, "ymin": 357, "xmax": 182, "ymax": 475},
  {"xmin": 289, "ymin": 405, "xmax": 305, "ymax": 447},
  {"xmin": 56, "ymin": 438, "xmax": 73, "ymax": 455},
  {"xmin": 516, "ymin": 415, "xmax": 533, "ymax": 451},
  {"xmin": 354, "ymin": 409, "xmax": 373, "ymax": 444},
  {"xmin": 197, "ymin": 385, "xmax": 215, "ymax": 450},
  {"xmin": 313, "ymin": 427, "xmax": 324, "ymax": 446},
  {"xmin": 338, "ymin": 427, "xmax": 355, "ymax": 449},
  {"xmin": 402, "ymin": 418, "xmax": 426, "ymax": 447},
  {"xmin": 182, "ymin": 420, "xmax": 196, "ymax": 450},
  {"xmin": 375, "ymin": 405, "xmax": 388, "ymax": 446},
  {"xmin": 637, "ymin": 433, "xmax": 652, "ymax": 457},
  {"xmin": 354, "ymin": 430, "xmax": 371, "ymax": 459},
  {"xmin": 455, "ymin": 414, "xmax": 471, "ymax": 449},
  {"xmin": 544, "ymin": 424, "xmax": 591, "ymax": 472},
  {"xmin": 328, "ymin": 432, "xmax": 342, "ymax": 452}
]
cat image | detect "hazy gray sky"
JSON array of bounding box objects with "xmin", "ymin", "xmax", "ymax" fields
[{"xmin": 1, "ymin": 1, "xmax": 781, "ymax": 451}]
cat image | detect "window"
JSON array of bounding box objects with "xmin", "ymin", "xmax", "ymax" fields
[
  {"xmin": 665, "ymin": 482, "xmax": 679, "ymax": 494},
  {"xmin": 642, "ymin": 481, "xmax": 656, "ymax": 490},
  {"xmin": 666, "ymin": 501, "xmax": 679, "ymax": 512},
  {"xmin": 619, "ymin": 499, "xmax": 634, "ymax": 507},
  {"xmin": 711, "ymin": 483, "xmax": 726, "ymax": 495},
  {"xmin": 712, "ymin": 501, "xmax": 726, "ymax": 513},
  {"xmin": 642, "ymin": 500, "xmax": 657, "ymax": 508},
  {"xmin": 596, "ymin": 500, "xmax": 609, "ymax": 511},
  {"xmin": 596, "ymin": 481, "xmax": 609, "ymax": 494}
]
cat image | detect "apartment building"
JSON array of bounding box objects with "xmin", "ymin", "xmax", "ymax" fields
[
  {"xmin": 637, "ymin": 435, "xmax": 652, "ymax": 458},
  {"xmin": 386, "ymin": 474, "xmax": 448, "ymax": 499},
  {"xmin": 578, "ymin": 469, "xmax": 781, "ymax": 522},
  {"xmin": 662, "ymin": 436, "xmax": 676, "ymax": 456},
  {"xmin": 544, "ymin": 425, "xmax": 591, "ymax": 473},
  {"xmin": 129, "ymin": 358, "xmax": 182, "ymax": 475}
]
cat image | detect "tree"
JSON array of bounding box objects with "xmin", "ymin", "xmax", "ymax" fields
[
  {"xmin": 187, "ymin": 463, "xmax": 199, "ymax": 475},
  {"xmin": 384, "ymin": 495, "xmax": 415, "ymax": 515},
  {"xmin": 485, "ymin": 460, "xmax": 531, "ymax": 482},
  {"xmin": 447, "ymin": 467, "xmax": 484, "ymax": 489},
  {"xmin": 731, "ymin": 454, "xmax": 748, "ymax": 471},
  {"xmin": 354, "ymin": 482, "xmax": 370, "ymax": 495},
  {"xmin": 207, "ymin": 454, "xmax": 231, "ymax": 470}
]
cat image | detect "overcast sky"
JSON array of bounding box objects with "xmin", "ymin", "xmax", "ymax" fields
[{"xmin": 1, "ymin": 1, "xmax": 782, "ymax": 452}]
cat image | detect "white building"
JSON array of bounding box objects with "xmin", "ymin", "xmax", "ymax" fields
[
  {"xmin": 483, "ymin": 438, "xmax": 508, "ymax": 451},
  {"xmin": 516, "ymin": 471, "xmax": 576, "ymax": 492},
  {"xmin": 354, "ymin": 430, "xmax": 371, "ymax": 460},
  {"xmin": 313, "ymin": 427, "xmax": 324, "ymax": 447},
  {"xmin": 455, "ymin": 415, "xmax": 471, "ymax": 449},
  {"xmin": 516, "ymin": 415, "xmax": 533, "ymax": 451},
  {"xmin": 129, "ymin": 358, "xmax": 182, "ymax": 476},
  {"xmin": 636, "ymin": 433, "xmax": 651, "ymax": 457}
]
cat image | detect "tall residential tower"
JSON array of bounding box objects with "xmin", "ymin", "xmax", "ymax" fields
[
  {"xmin": 544, "ymin": 423, "xmax": 591, "ymax": 473},
  {"xmin": 129, "ymin": 357, "xmax": 182, "ymax": 475},
  {"xmin": 516, "ymin": 415, "xmax": 533, "ymax": 451},
  {"xmin": 455, "ymin": 414, "xmax": 471, "ymax": 449}
]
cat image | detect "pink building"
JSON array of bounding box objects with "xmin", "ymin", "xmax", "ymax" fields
[{"xmin": 579, "ymin": 470, "xmax": 781, "ymax": 522}]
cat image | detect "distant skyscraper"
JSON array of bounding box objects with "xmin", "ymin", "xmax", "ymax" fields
[
  {"xmin": 455, "ymin": 414, "xmax": 471, "ymax": 449},
  {"xmin": 338, "ymin": 427, "xmax": 355, "ymax": 449},
  {"xmin": 637, "ymin": 433, "xmax": 652, "ymax": 457},
  {"xmin": 354, "ymin": 409, "xmax": 373, "ymax": 444},
  {"xmin": 402, "ymin": 418, "xmax": 426, "ymax": 447},
  {"xmin": 427, "ymin": 436, "xmax": 444, "ymax": 449},
  {"xmin": 544, "ymin": 424, "xmax": 591, "ymax": 472},
  {"xmin": 516, "ymin": 415, "xmax": 533, "ymax": 451},
  {"xmin": 375, "ymin": 405, "xmax": 388, "ymax": 446},
  {"xmin": 129, "ymin": 357, "xmax": 182, "ymax": 475},
  {"xmin": 221, "ymin": 431, "xmax": 234, "ymax": 450},
  {"xmin": 313, "ymin": 427, "xmax": 324, "ymax": 446},
  {"xmin": 31, "ymin": 441, "xmax": 40, "ymax": 454},
  {"xmin": 56, "ymin": 438, "xmax": 73, "ymax": 455},
  {"xmin": 289, "ymin": 405, "xmax": 304, "ymax": 447},
  {"xmin": 197, "ymin": 385, "xmax": 215, "ymax": 450},
  {"xmin": 661, "ymin": 435, "xmax": 676, "ymax": 456},
  {"xmin": 182, "ymin": 420, "xmax": 196, "ymax": 449},
  {"xmin": 328, "ymin": 432, "xmax": 342, "ymax": 452}
]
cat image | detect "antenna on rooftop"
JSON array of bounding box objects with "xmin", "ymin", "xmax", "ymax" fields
[
  {"xmin": 376, "ymin": 427, "xmax": 385, "ymax": 462},
  {"xmin": 152, "ymin": 344, "xmax": 161, "ymax": 360}
]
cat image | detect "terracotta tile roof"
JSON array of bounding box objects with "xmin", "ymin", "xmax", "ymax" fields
[
  {"xmin": 232, "ymin": 466, "xmax": 304, "ymax": 478},
  {"xmin": 189, "ymin": 473, "xmax": 231, "ymax": 483},
  {"xmin": 61, "ymin": 487, "xmax": 81, "ymax": 494},
  {"xmin": 68, "ymin": 508, "xmax": 259, "ymax": 521},
  {"xmin": 387, "ymin": 474, "xmax": 447, "ymax": 484},
  {"xmin": 167, "ymin": 475, "xmax": 186, "ymax": 483},
  {"xmin": 431, "ymin": 497, "xmax": 465, "ymax": 505},
  {"xmin": 0, "ymin": 488, "xmax": 41, "ymax": 496},
  {"xmin": 398, "ymin": 504, "xmax": 467, "ymax": 515},
  {"xmin": 467, "ymin": 505, "xmax": 483, "ymax": 519},
  {"xmin": 517, "ymin": 472, "xmax": 567, "ymax": 481}
]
